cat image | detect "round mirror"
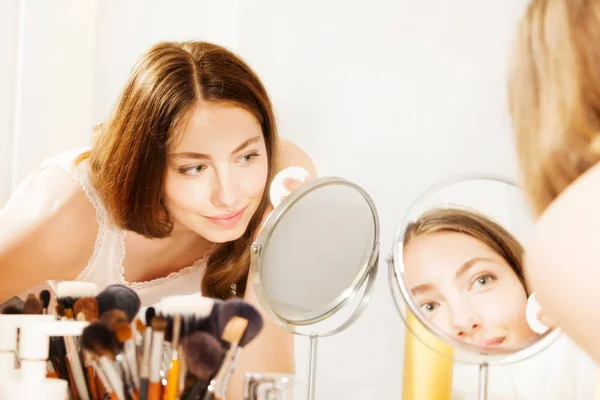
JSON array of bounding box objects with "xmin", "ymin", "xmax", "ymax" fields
[
  {"xmin": 388, "ymin": 175, "xmax": 561, "ymax": 398},
  {"xmin": 251, "ymin": 176, "xmax": 379, "ymax": 400}
]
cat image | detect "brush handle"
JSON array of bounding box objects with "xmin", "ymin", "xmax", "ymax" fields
[
  {"xmin": 147, "ymin": 381, "xmax": 162, "ymax": 400},
  {"xmin": 65, "ymin": 336, "xmax": 91, "ymax": 400},
  {"xmin": 213, "ymin": 344, "xmax": 238, "ymax": 398},
  {"xmin": 165, "ymin": 357, "xmax": 180, "ymax": 400},
  {"xmin": 139, "ymin": 378, "xmax": 149, "ymax": 400},
  {"xmin": 65, "ymin": 358, "xmax": 80, "ymax": 400},
  {"xmin": 149, "ymin": 331, "xmax": 165, "ymax": 383},
  {"xmin": 100, "ymin": 357, "xmax": 126, "ymax": 400},
  {"xmin": 140, "ymin": 329, "xmax": 153, "ymax": 380},
  {"xmin": 219, "ymin": 347, "xmax": 242, "ymax": 396},
  {"xmin": 125, "ymin": 340, "xmax": 140, "ymax": 389},
  {"xmin": 87, "ymin": 365, "xmax": 99, "ymax": 400},
  {"xmin": 92, "ymin": 360, "xmax": 119, "ymax": 400}
]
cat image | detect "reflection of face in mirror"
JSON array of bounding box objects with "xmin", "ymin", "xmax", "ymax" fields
[{"xmin": 402, "ymin": 207, "xmax": 538, "ymax": 350}]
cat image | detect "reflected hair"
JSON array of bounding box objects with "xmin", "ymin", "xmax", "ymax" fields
[
  {"xmin": 508, "ymin": 0, "xmax": 600, "ymax": 216},
  {"xmin": 76, "ymin": 41, "xmax": 280, "ymax": 299},
  {"xmin": 403, "ymin": 207, "xmax": 527, "ymax": 291}
]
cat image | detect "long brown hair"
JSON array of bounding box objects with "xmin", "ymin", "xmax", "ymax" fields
[
  {"xmin": 508, "ymin": 0, "xmax": 600, "ymax": 216},
  {"xmin": 403, "ymin": 207, "xmax": 527, "ymax": 290},
  {"xmin": 78, "ymin": 41, "xmax": 279, "ymax": 299}
]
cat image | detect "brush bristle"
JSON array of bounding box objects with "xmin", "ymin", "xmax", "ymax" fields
[
  {"xmin": 96, "ymin": 284, "xmax": 141, "ymax": 323},
  {"xmin": 145, "ymin": 307, "xmax": 156, "ymax": 326},
  {"xmin": 81, "ymin": 323, "xmax": 117, "ymax": 357},
  {"xmin": 39, "ymin": 290, "xmax": 51, "ymax": 308},
  {"xmin": 151, "ymin": 315, "xmax": 168, "ymax": 332},
  {"xmin": 181, "ymin": 331, "xmax": 225, "ymax": 379},
  {"xmin": 158, "ymin": 295, "xmax": 214, "ymax": 317},
  {"xmin": 73, "ymin": 297, "xmax": 99, "ymax": 322},
  {"xmin": 1, "ymin": 305, "xmax": 23, "ymax": 315},
  {"xmin": 99, "ymin": 309, "xmax": 129, "ymax": 331},
  {"xmin": 115, "ymin": 322, "xmax": 133, "ymax": 342},
  {"xmin": 56, "ymin": 281, "xmax": 99, "ymax": 299},
  {"xmin": 135, "ymin": 318, "xmax": 145, "ymax": 334},
  {"xmin": 54, "ymin": 303, "xmax": 65, "ymax": 317},
  {"xmin": 221, "ymin": 316, "xmax": 248, "ymax": 344},
  {"xmin": 23, "ymin": 294, "xmax": 43, "ymax": 314},
  {"xmin": 217, "ymin": 299, "xmax": 264, "ymax": 347}
]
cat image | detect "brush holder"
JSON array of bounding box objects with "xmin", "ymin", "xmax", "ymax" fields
[{"xmin": 244, "ymin": 373, "xmax": 295, "ymax": 400}]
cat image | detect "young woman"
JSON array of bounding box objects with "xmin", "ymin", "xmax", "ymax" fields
[
  {"xmin": 0, "ymin": 40, "xmax": 316, "ymax": 399},
  {"xmin": 508, "ymin": 0, "xmax": 600, "ymax": 364},
  {"xmin": 402, "ymin": 207, "xmax": 538, "ymax": 350}
]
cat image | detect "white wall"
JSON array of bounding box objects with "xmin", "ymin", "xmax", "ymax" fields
[{"xmin": 3, "ymin": 1, "xmax": 594, "ymax": 399}]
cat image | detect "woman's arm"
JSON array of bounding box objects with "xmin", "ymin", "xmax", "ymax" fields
[
  {"xmin": 0, "ymin": 167, "xmax": 97, "ymax": 302},
  {"xmin": 225, "ymin": 138, "xmax": 317, "ymax": 400}
]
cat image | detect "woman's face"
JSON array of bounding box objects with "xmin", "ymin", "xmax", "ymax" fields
[
  {"xmin": 163, "ymin": 102, "xmax": 269, "ymax": 243},
  {"xmin": 403, "ymin": 231, "xmax": 537, "ymax": 349}
]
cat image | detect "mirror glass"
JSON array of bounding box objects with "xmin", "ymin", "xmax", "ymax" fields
[
  {"xmin": 392, "ymin": 176, "xmax": 557, "ymax": 360},
  {"xmin": 253, "ymin": 177, "xmax": 379, "ymax": 326}
]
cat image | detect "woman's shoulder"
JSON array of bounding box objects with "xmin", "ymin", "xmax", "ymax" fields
[{"xmin": 2, "ymin": 165, "xmax": 99, "ymax": 271}]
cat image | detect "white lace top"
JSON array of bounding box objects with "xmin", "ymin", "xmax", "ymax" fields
[{"xmin": 4, "ymin": 148, "xmax": 207, "ymax": 307}]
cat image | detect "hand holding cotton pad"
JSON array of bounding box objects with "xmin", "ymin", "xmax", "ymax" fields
[
  {"xmin": 526, "ymin": 293, "xmax": 550, "ymax": 334},
  {"xmin": 269, "ymin": 166, "xmax": 310, "ymax": 208}
]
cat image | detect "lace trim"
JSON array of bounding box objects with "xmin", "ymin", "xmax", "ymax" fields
[
  {"xmin": 115, "ymin": 238, "xmax": 214, "ymax": 291},
  {"xmin": 72, "ymin": 168, "xmax": 107, "ymax": 282}
]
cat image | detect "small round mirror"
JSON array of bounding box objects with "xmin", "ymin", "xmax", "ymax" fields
[
  {"xmin": 388, "ymin": 175, "xmax": 561, "ymax": 398},
  {"xmin": 251, "ymin": 176, "xmax": 379, "ymax": 400}
]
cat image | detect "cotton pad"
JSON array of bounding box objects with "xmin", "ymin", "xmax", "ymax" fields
[
  {"xmin": 526, "ymin": 292, "xmax": 549, "ymax": 334},
  {"xmin": 269, "ymin": 166, "xmax": 310, "ymax": 208}
]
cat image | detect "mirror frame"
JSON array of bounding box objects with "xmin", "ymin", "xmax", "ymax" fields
[
  {"xmin": 388, "ymin": 173, "xmax": 561, "ymax": 365},
  {"xmin": 251, "ymin": 176, "xmax": 380, "ymax": 335}
]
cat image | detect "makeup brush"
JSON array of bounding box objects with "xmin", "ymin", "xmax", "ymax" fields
[
  {"xmin": 0, "ymin": 296, "xmax": 24, "ymax": 314},
  {"xmin": 148, "ymin": 315, "xmax": 167, "ymax": 400},
  {"xmin": 61, "ymin": 312, "xmax": 91, "ymax": 400},
  {"xmin": 115, "ymin": 321, "xmax": 139, "ymax": 394},
  {"xmin": 74, "ymin": 297, "xmax": 99, "ymax": 322},
  {"xmin": 56, "ymin": 281, "xmax": 99, "ymax": 312},
  {"xmin": 23, "ymin": 293, "xmax": 43, "ymax": 314},
  {"xmin": 99, "ymin": 310, "xmax": 129, "ymax": 332},
  {"xmin": 158, "ymin": 295, "xmax": 218, "ymax": 338},
  {"xmin": 157, "ymin": 295, "xmax": 215, "ymax": 400},
  {"xmin": 208, "ymin": 300, "xmax": 264, "ymax": 400},
  {"xmin": 81, "ymin": 323, "xmax": 125, "ymax": 400},
  {"xmin": 39, "ymin": 289, "xmax": 51, "ymax": 314},
  {"xmin": 215, "ymin": 300, "xmax": 264, "ymax": 346},
  {"xmin": 1, "ymin": 304, "xmax": 23, "ymax": 314},
  {"xmin": 96, "ymin": 285, "xmax": 141, "ymax": 323},
  {"xmin": 208, "ymin": 316, "xmax": 249, "ymax": 400},
  {"xmin": 139, "ymin": 307, "xmax": 155, "ymax": 400},
  {"xmin": 179, "ymin": 331, "xmax": 226, "ymax": 400}
]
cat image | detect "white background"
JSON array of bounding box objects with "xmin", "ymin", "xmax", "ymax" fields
[{"xmin": 1, "ymin": 1, "xmax": 596, "ymax": 399}]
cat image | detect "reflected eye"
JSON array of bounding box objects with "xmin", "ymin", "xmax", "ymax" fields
[
  {"xmin": 179, "ymin": 165, "xmax": 206, "ymax": 175},
  {"xmin": 471, "ymin": 274, "xmax": 496, "ymax": 290},
  {"xmin": 239, "ymin": 152, "xmax": 260, "ymax": 163},
  {"xmin": 419, "ymin": 302, "xmax": 439, "ymax": 313}
]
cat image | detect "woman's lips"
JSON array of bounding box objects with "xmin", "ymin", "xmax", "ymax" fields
[
  {"xmin": 204, "ymin": 207, "xmax": 246, "ymax": 227},
  {"xmin": 476, "ymin": 337, "xmax": 505, "ymax": 348}
]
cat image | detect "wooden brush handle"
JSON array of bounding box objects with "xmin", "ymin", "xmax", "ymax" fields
[
  {"xmin": 65, "ymin": 359, "xmax": 80, "ymax": 400},
  {"xmin": 87, "ymin": 366, "xmax": 98, "ymax": 400},
  {"xmin": 147, "ymin": 381, "xmax": 162, "ymax": 400}
]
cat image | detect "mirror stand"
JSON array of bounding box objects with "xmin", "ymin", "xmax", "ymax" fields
[
  {"xmin": 478, "ymin": 363, "xmax": 489, "ymax": 400},
  {"xmin": 307, "ymin": 332, "xmax": 318, "ymax": 400},
  {"xmin": 294, "ymin": 259, "xmax": 378, "ymax": 400}
]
